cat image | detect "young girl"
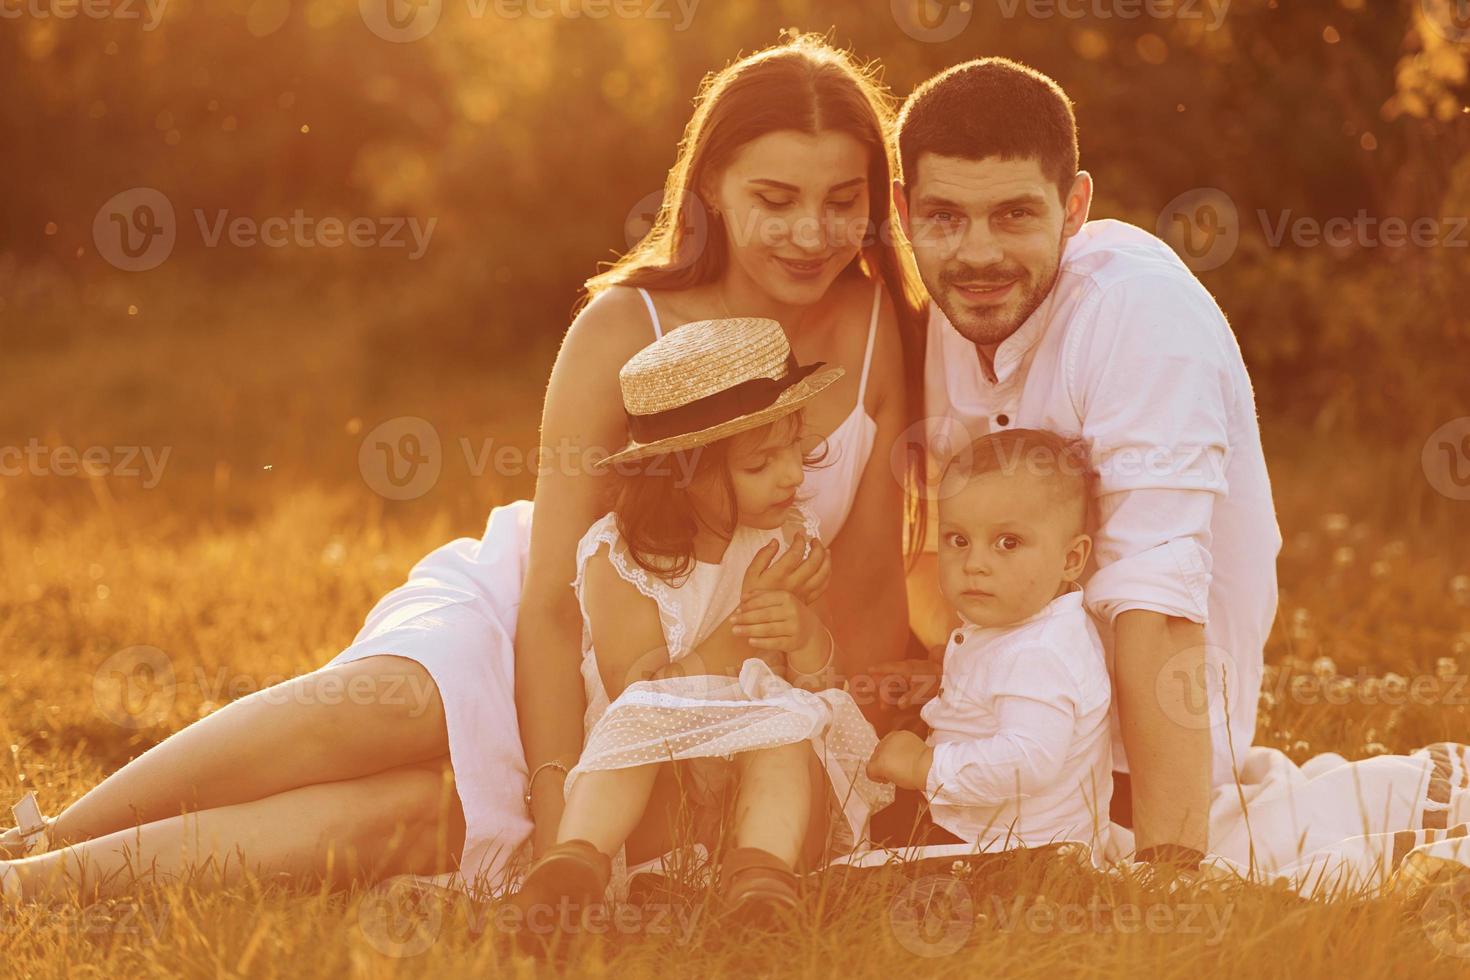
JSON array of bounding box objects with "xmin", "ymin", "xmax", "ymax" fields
[{"xmin": 511, "ymin": 316, "xmax": 891, "ymax": 924}]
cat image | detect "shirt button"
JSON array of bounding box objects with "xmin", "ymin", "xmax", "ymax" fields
[
  {"xmin": 996, "ymin": 414, "xmax": 1010, "ymax": 426},
  {"xmin": 952, "ymin": 631, "xmax": 964, "ymax": 645}
]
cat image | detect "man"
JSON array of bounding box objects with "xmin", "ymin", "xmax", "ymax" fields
[{"xmin": 893, "ymin": 58, "xmax": 1282, "ymax": 865}]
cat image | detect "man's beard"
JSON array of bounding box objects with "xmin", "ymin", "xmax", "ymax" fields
[{"xmin": 931, "ymin": 239, "xmax": 1066, "ymax": 347}]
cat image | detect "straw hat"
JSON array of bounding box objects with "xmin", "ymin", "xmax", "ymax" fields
[{"xmin": 600, "ymin": 317, "xmax": 844, "ymax": 467}]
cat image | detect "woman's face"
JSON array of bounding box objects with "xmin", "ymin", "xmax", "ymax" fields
[{"xmin": 706, "ymin": 129, "xmax": 872, "ymax": 308}]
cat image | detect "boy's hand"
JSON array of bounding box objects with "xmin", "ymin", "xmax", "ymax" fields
[{"xmin": 866, "ymin": 730, "xmax": 934, "ymax": 791}]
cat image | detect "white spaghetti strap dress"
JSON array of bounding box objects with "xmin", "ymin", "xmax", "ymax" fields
[{"xmin": 324, "ymin": 280, "xmax": 887, "ymax": 893}]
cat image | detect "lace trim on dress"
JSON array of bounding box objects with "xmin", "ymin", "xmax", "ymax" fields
[{"xmin": 571, "ymin": 513, "xmax": 690, "ymax": 659}]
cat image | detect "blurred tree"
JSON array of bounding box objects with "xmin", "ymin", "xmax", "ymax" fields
[{"xmin": 1, "ymin": 0, "xmax": 1464, "ymax": 436}]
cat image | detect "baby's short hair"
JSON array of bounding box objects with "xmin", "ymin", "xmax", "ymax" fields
[{"xmin": 938, "ymin": 428, "xmax": 1096, "ymax": 536}]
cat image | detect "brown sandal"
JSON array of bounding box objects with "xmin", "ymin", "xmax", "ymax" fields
[
  {"xmin": 720, "ymin": 846, "xmax": 800, "ymax": 922},
  {"xmin": 510, "ymin": 839, "xmax": 611, "ymax": 946}
]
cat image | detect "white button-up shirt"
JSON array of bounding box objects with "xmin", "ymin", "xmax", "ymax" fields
[
  {"xmin": 923, "ymin": 219, "xmax": 1283, "ymax": 786},
  {"xmin": 921, "ymin": 591, "xmax": 1113, "ymax": 848}
]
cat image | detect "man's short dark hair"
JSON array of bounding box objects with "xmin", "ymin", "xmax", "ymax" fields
[{"xmin": 896, "ymin": 58, "xmax": 1079, "ymax": 202}]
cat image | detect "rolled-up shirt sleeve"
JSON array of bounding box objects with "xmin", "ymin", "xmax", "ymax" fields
[
  {"xmin": 925, "ymin": 644, "xmax": 1080, "ymax": 807},
  {"xmin": 1066, "ymin": 275, "xmax": 1234, "ymax": 626},
  {"xmin": 1085, "ymin": 489, "xmax": 1215, "ymax": 625}
]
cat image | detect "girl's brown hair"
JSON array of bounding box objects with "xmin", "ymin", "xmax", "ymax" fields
[
  {"xmin": 585, "ymin": 32, "xmax": 929, "ymax": 560},
  {"xmin": 610, "ymin": 413, "xmax": 824, "ymax": 583}
]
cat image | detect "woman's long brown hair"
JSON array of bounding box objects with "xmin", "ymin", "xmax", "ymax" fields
[{"xmin": 585, "ymin": 31, "xmax": 929, "ymax": 562}]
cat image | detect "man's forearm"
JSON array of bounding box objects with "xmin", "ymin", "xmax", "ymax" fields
[{"xmin": 1113, "ymin": 609, "xmax": 1211, "ymax": 854}]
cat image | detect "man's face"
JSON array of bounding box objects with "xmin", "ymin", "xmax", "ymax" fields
[{"xmin": 898, "ymin": 154, "xmax": 1088, "ymax": 348}]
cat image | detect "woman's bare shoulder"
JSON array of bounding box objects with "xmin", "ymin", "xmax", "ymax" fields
[
  {"xmin": 541, "ymin": 286, "xmax": 664, "ymax": 430},
  {"xmin": 557, "ymin": 286, "xmax": 661, "ymax": 365}
]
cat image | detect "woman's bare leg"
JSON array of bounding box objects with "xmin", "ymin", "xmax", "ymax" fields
[
  {"xmin": 38, "ymin": 655, "xmax": 449, "ymax": 848},
  {"xmin": 4, "ymin": 760, "xmax": 463, "ymax": 904}
]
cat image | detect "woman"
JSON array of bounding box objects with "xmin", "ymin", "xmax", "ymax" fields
[{"xmin": 1, "ymin": 34, "xmax": 926, "ymax": 903}]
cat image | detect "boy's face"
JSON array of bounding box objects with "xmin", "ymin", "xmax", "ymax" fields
[{"xmin": 937, "ymin": 467, "xmax": 1091, "ymax": 628}]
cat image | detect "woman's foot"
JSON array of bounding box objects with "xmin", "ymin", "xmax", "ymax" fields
[
  {"xmin": 509, "ymin": 839, "xmax": 612, "ymax": 950},
  {"xmin": 1, "ymin": 792, "xmax": 53, "ymax": 859},
  {"xmin": 719, "ymin": 846, "xmax": 800, "ymax": 925}
]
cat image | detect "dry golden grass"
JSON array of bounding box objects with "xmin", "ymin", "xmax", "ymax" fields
[{"xmin": 3, "ymin": 272, "xmax": 1469, "ymax": 977}]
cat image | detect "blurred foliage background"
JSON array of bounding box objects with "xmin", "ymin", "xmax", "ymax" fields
[
  {"xmin": 2, "ymin": 0, "xmax": 1468, "ymax": 525},
  {"xmin": 3, "ymin": 22, "xmax": 1470, "ymax": 954}
]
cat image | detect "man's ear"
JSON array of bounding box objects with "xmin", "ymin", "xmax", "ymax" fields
[
  {"xmin": 892, "ymin": 179, "xmax": 912, "ymax": 240},
  {"xmin": 1062, "ymin": 171, "xmax": 1093, "ymax": 238},
  {"xmin": 1061, "ymin": 533, "xmax": 1092, "ymax": 583}
]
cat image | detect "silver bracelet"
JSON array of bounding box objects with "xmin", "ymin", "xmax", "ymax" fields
[
  {"xmin": 524, "ymin": 760, "xmax": 570, "ymax": 808},
  {"xmin": 792, "ymin": 627, "xmax": 836, "ymax": 680}
]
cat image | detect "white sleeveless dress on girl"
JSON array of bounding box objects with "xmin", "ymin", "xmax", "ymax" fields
[
  {"xmin": 323, "ymin": 280, "xmax": 884, "ymax": 894},
  {"xmin": 566, "ymin": 504, "xmax": 893, "ymax": 891}
]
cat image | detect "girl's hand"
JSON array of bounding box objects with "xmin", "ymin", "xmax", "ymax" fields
[
  {"xmin": 730, "ymin": 589, "xmax": 818, "ymax": 656},
  {"xmin": 741, "ymin": 533, "xmax": 829, "ymax": 604},
  {"xmin": 788, "ymin": 537, "xmax": 831, "ymax": 606},
  {"xmin": 866, "ymin": 730, "xmax": 934, "ymax": 791}
]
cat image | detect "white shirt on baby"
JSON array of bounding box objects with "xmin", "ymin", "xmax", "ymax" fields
[
  {"xmin": 921, "ymin": 590, "xmax": 1113, "ymax": 849},
  {"xmin": 923, "ymin": 218, "xmax": 1283, "ymax": 786}
]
